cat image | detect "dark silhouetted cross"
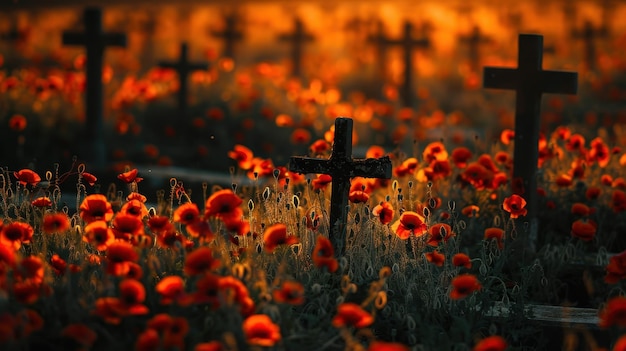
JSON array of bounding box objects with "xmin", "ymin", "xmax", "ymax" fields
[
  {"xmin": 278, "ymin": 18, "xmax": 313, "ymax": 78},
  {"xmin": 459, "ymin": 25, "xmax": 490, "ymax": 72},
  {"xmin": 483, "ymin": 34, "xmax": 578, "ymax": 248},
  {"xmin": 63, "ymin": 7, "xmax": 126, "ymax": 169},
  {"xmin": 211, "ymin": 14, "xmax": 244, "ymax": 60},
  {"xmin": 158, "ymin": 43, "xmax": 208, "ymax": 117},
  {"xmin": 368, "ymin": 21, "xmax": 430, "ymax": 107},
  {"xmin": 289, "ymin": 117, "xmax": 392, "ymax": 257},
  {"xmin": 572, "ymin": 20, "xmax": 608, "ymax": 71}
]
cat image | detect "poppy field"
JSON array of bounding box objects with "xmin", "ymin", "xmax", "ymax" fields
[{"xmin": 3, "ymin": 3, "xmax": 626, "ymax": 350}]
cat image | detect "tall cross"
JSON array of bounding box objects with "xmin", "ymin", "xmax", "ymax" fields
[
  {"xmin": 572, "ymin": 21, "xmax": 608, "ymax": 71},
  {"xmin": 483, "ymin": 34, "xmax": 578, "ymax": 250},
  {"xmin": 158, "ymin": 43, "xmax": 208, "ymax": 117},
  {"xmin": 289, "ymin": 118, "xmax": 392, "ymax": 257},
  {"xmin": 63, "ymin": 7, "xmax": 126, "ymax": 169},
  {"xmin": 278, "ymin": 18, "xmax": 314, "ymax": 78},
  {"xmin": 211, "ymin": 14, "xmax": 244, "ymax": 59},
  {"xmin": 368, "ymin": 21, "xmax": 430, "ymax": 107},
  {"xmin": 459, "ymin": 25, "xmax": 490, "ymax": 72}
]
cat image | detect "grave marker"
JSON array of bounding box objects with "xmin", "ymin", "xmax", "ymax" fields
[
  {"xmin": 289, "ymin": 117, "xmax": 392, "ymax": 257},
  {"xmin": 459, "ymin": 25, "xmax": 491, "ymax": 72},
  {"xmin": 211, "ymin": 14, "xmax": 244, "ymax": 60},
  {"xmin": 483, "ymin": 34, "xmax": 578, "ymax": 250},
  {"xmin": 572, "ymin": 21, "xmax": 608, "ymax": 71},
  {"xmin": 278, "ymin": 18, "xmax": 313, "ymax": 78},
  {"xmin": 367, "ymin": 21, "xmax": 430, "ymax": 107},
  {"xmin": 63, "ymin": 7, "xmax": 126, "ymax": 169},
  {"xmin": 158, "ymin": 42, "xmax": 208, "ymax": 117}
]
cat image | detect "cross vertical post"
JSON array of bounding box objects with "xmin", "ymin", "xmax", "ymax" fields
[
  {"xmin": 211, "ymin": 14, "xmax": 244, "ymax": 60},
  {"xmin": 289, "ymin": 118, "xmax": 392, "ymax": 257},
  {"xmin": 483, "ymin": 34, "xmax": 578, "ymax": 250},
  {"xmin": 278, "ymin": 18, "xmax": 314, "ymax": 79},
  {"xmin": 572, "ymin": 21, "xmax": 608, "ymax": 71},
  {"xmin": 367, "ymin": 21, "xmax": 430, "ymax": 107},
  {"xmin": 459, "ymin": 25, "xmax": 490, "ymax": 72},
  {"xmin": 158, "ymin": 42, "xmax": 208, "ymax": 118},
  {"xmin": 63, "ymin": 7, "xmax": 126, "ymax": 169}
]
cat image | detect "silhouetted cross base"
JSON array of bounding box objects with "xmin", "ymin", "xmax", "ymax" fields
[
  {"xmin": 63, "ymin": 7, "xmax": 126, "ymax": 169},
  {"xmin": 278, "ymin": 18, "xmax": 313, "ymax": 79},
  {"xmin": 158, "ymin": 43, "xmax": 208, "ymax": 118},
  {"xmin": 483, "ymin": 34, "xmax": 577, "ymax": 251},
  {"xmin": 289, "ymin": 117, "xmax": 392, "ymax": 257}
]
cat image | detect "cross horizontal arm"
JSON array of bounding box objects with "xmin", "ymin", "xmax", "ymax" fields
[
  {"xmin": 62, "ymin": 32, "xmax": 85, "ymax": 45},
  {"xmin": 483, "ymin": 67, "xmax": 518, "ymax": 90},
  {"xmin": 349, "ymin": 157, "xmax": 392, "ymax": 178},
  {"xmin": 103, "ymin": 34, "xmax": 126, "ymax": 47},
  {"xmin": 289, "ymin": 157, "xmax": 331, "ymax": 175},
  {"xmin": 540, "ymin": 70, "xmax": 578, "ymax": 94}
]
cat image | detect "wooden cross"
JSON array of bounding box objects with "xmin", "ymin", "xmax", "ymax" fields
[
  {"xmin": 368, "ymin": 21, "xmax": 430, "ymax": 107},
  {"xmin": 63, "ymin": 7, "xmax": 126, "ymax": 169},
  {"xmin": 211, "ymin": 14, "xmax": 244, "ymax": 60},
  {"xmin": 459, "ymin": 25, "xmax": 490, "ymax": 72},
  {"xmin": 289, "ymin": 117, "xmax": 392, "ymax": 257},
  {"xmin": 158, "ymin": 42, "xmax": 208, "ymax": 117},
  {"xmin": 572, "ymin": 21, "xmax": 608, "ymax": 71},
  {"xmin": 483, "ymin": 34, "xmax": 578, "ymax": 249},
  {"xmin": 278, "ymin": 18, "xmax": 314, "ymax": 78}
]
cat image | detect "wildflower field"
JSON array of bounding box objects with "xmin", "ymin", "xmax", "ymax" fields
[{"xmin": 3, "ymin": 9, "xmax": 626, "ymax": 350}]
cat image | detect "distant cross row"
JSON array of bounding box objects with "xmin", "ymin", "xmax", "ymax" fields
[
  {"xmin": 483, "ymin": 34, "xmax": 578, "ymax": 250},
  {"xmin": 289, "ymin": 118, "xmax": 392, "ymax": 257},
  {"xmin": 278, "ymin": 18, "xmax": 314, "ymax": 79}
]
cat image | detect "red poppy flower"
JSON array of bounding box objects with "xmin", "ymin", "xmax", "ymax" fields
[
  {"xmin": 135, "ymin": 329, "xmax": 159, "ymax": 351},
  {"xmin": 502, "ymin": 194, "xmax": 527, "ymax": 218},
  {"xmin": 184, "ymin": 247, "xmax": 221, "ymax": 276},
  {"xmin": 450, "ymin": 274, "xmax": 482, "ymax": 300},
  {"xmin": 14, "ymin": 169, "xmax": 40, "ymax": 186},
  {"xmin": 368, "ymin": 341, "xmax": 410, "ymax": 351},
  {"xmin": 425, "ymin": 250, "xmax": 445, "ymax": 266},
  {"xmin": 310, "ymin": 139, "xmax": 330, "ymax": 155},
  {"xmin": 565, "ymin": 134, "xmax": 586, "ymax": 152},
  {"xmin": 571, "ymin": 203, "xmax": 591, "ymax": 216},
  {"xmin": 599, "ymin": 296, "xmax": 626, "ymax": 328},
  {"xmin": 555, "ymin": 174, "xmax": 573, "ymax": 187},
  {"xmin": 484, "ymin": 228, "xmax": 504, "ymax": 249},
  {"xmin": 332, "ymin": 302, "xmax": 374, "ymax": 328},
  {"xmin": 81, "ymin": 172, "xmax": 98, "ymax": 186},
  {"xmin": 194, "ymin": 341, "xmax": 224, "ymax": 351},
  {"xmin": 312, "ymin": 174, "xmax": 332, "ymax": 190},
  {"xmin": 426, "ymin": 223, "xmax": 454, "ymax": 247},
  {"xmin": 273, "ymin": 281, "xmax": 305, "ymax": 305},
  {"xmin": 460, "ymin": 162, "xmax": 493, "ymax": 190},
  {"xmin": 588, "ymin": 137, "xmax": 610, "ymax": 168},
  {"xmin": 372, "ymin": 202, "xmax": 394, "ymax": 225},
  {"xmin": 117, "ymin": 168, "xmax": 143, "ymax": 183},
  {"xmin": 120, "ymin": 199, "xmax": 149, "ymax": 218},
  {"xmin": 391, "ymin": 211, "xmax": 427, "ymax": 240},
  {"xmin": 61, "ymin": 323, "xmax": 98, "ymax": 348},
  {"xmin": 79, "ymin": 194, "xmax": 114, "ymax": 224},
  {"xmin": 147, "ymin": 215, "xmax": 173, "ymax": 234},
  {"xmin": 83, "ymin": 220, "xmax": 115, "ymax": 251},
  {"xmin": 8, "ymin": 114, "xmax": 27, "ymax": 131},
  {"xmin": 500, "ymin": 129, "xmax": 515, "ymax": 145},
  {"xmin": 1, "ymin": 221, "xmax": 34, "ymax": 250},
  {"xmin": 263, "ymin": 223, "xmax": 298, "ymax": 253},
  {"xmin": 366, "ymin": 145, "xmax": 386, "ymax": 159},
  {"xmin": 473, "ymin": 335, "xmax": 507, "ymax": 351},
  {"xmin": 242, "ymin": 314, "xmax": 281, "ymax": 347},
  {"xmin": 291, "ymin": 128, "xmax": 311, "ymax": 145},
  {"xmin": 112, "ymin": 213, "xmax": 144, "ymax": 241},
  {"xmin": 613, "ymin": 335, "xmax": 626, "ymax": 351},
  {"xmin": 312, "ymin": 236, "xmax": 338, "ymax": 273},
  {"xmin": 106, "ymin": 241, "xmax": 139, "ymax": 276},
  {"xmin": 156, "ymin": 276, "xmax": 186, "ymax": 305},
  {"xmin": 605, "ymin": 251, "xmax": 626, "ymax": 284},
  {"xmin": 423, "ymin": 141, "xmax": 448, "ymax": 163},
  {"xmin": 173, "ymin": 203, "xmax": 201, "ymax": 225},
  {"xmin": 117, "ymin": 279, "xmax": 149, "ymax": 315},
  {"xmin": 571, "ymin": 219, "xmax": 596, "ymax": 241},
  {"xmin": 394, "ymin": 157, "xmax": 419, "ymax": 177},
  {"xmin": 451, "ymin": 147, "xmax": 472, "ymax": 168},
  {"xmin": 0, "ymin": 244, "xmax": 16, "ymax": 267},
  {"xmin": 612, "ymin": 190, "xmax": 626, "ymax": 213},
  {"xmin": 17, "ymin": 309, "xmax": 44, "ymax": 337},
  {"xmin": 156, "ymin": 229, "xmax": 184, "ymax": 249},
  {"xmin": 205, "ymin": 189, "xmax": 243, "ymax": 221},
  {"xmin": 31, "ymin": 197, "xmax": 52, "ymax": 207},
  {"xmin": 186, "ymin": 220, "xmax": 216, "ymax": 241},
  {"xmin": 50, "ymin": 254, "xmax": 67, "ymax": 276},
  {"xmin": 452, "ymin": 253, "xmax": 472, "ymax": 269},
  {"xmin": 43, "ymin": 213, "xmax": 71, "ymax": 234},
  {"xmin": 228, "ymin": 144, "xmax": 254, "ymax": 170},
  {"xmin": 218, "ymin": 276, "xmax": 254, "ymax": 314},
  {"xmin": 16, "ymin": 255, "xmax": 45, "ymax": 284},
  {"xmin": 161, "ymin": 316, "xmax": 189, "ymax": 350},
  {"xmin": 349, "ymin": 190, "xmax": 369, "ymax": 203},
  {"xmin": 461, "ymin": 205, "xmax": 480, "ymax": 217}
]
